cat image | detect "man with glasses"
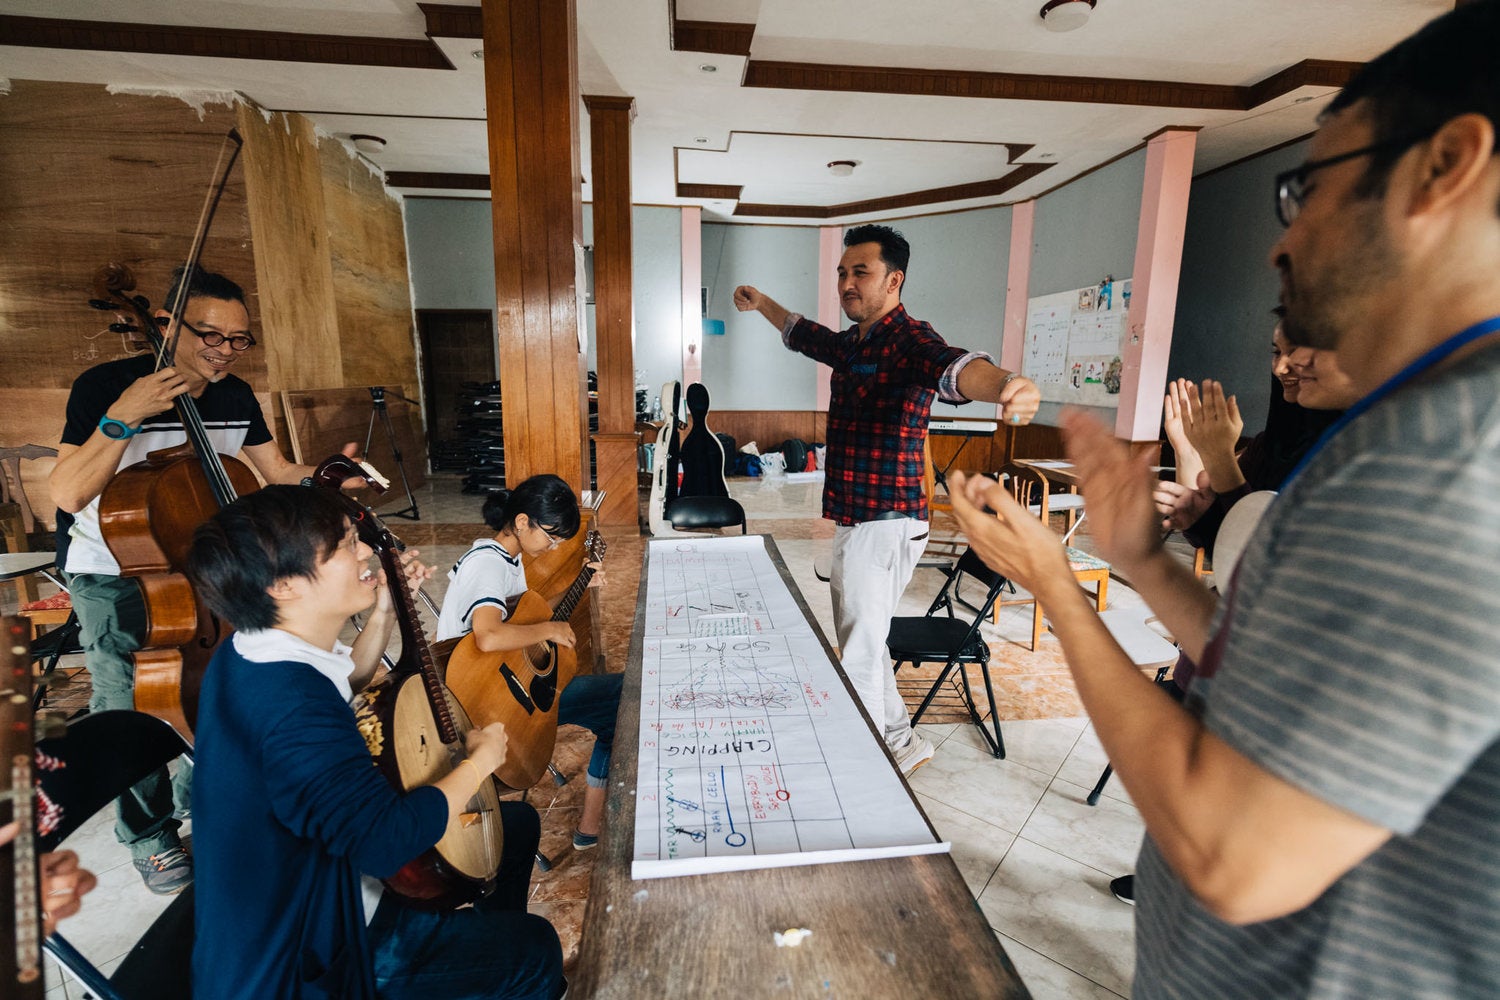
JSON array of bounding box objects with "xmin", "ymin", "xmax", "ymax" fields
[
  {"xmin": 948, "ymin": 2, "xmax": 1500, "ymax": 996},
  {"xmin": 49, "ymin": 265, "xmax": 345, "ymax": 893}
]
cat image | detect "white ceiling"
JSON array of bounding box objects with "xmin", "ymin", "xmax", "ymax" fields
[{"xmin": 0, "ymin": 0, "xmax": 1453, "ymax": 223}]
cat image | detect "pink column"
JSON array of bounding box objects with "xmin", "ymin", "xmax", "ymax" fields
[
  {"xmin": 1000, "ymin": 200, "xmax": 1035, "ymax": 420},
  {"xmin": 681, "ymin": 205, "xmax": 702, "ymax": 386},
  {"xmin": 814, "ymin": 225, "xmax": 842, "ymax": 410},
  {"xmin": 1116, "ymin": 128, "xmax": 1197, "ymax": 441}
]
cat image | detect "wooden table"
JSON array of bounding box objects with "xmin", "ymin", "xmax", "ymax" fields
[{"xmin": 571, "ymin": 536, "xmax": 1029, "ymax": 999}]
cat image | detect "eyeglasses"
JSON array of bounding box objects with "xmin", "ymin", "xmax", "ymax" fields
[
  {"xmin": 532, "ymin": 523, "xmax": 565, "ymax": 549},
  {"xmin": 180, "ymin": 319, "xmax": 257, "ymax": 352},
  {"xmin": 1273, "ymin": 131, "xmax": 1434, "ymax": 227}
]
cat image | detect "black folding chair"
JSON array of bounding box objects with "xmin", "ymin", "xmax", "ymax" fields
[
  {"xmin": 886, "ymin": 549, "xmax": 1009, "ymax": 759},
  {"xmin": 36, "ymin": 710, "xmax": 195, "ymax": 1000}
]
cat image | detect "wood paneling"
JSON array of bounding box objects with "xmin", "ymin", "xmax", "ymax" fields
[
  {"xmin": 419, "ymin": 3, "xmax": 484, "ymax": 39},
  {"xmin": 734, "ymin": 162, "xmax": 1053, "ymax": 219},
  {"xmin": 237, "ymin": 104, "xmax": 344, "ymax": 392},
  {"xmin": 319, "ymin": 141, "xmax": 420, "ymax": 394},
  {"xmin": 386, "ymin": 171, "xmax": 491, "ymax": 190},
  {"xmin": 671, "ymin": 20, "xmax": 755, "ymax": 57},
  {"xmin": 281, "ymin": 386, "xmax": 427, "ymax": 499},
  {"xmin": 0, "ymin": 81, "xmax": 260, "ymax": 394},
  {"xmin": 590, "ymin": 432, "xmax": 641, "ymax": 529},
  {"xmin": 743, "ymin": 58, "xmax": 1362, "ymax": 111},
  {"xmin": 483, "ymin": 0, "xmax": 588, "ymax": 489},
  {"xmin": 707, "ymin": 411, "xmax": 821, "ymax": 454},
  {"xmin": 0, "ymin": 14, "xmax": 453, "ymax": 70},
  {"xmin": 675, "ymin": 183, "xmax": 743, "ymax": 200},
  {"xmin": 584, "ymin": 95, "xmax": 636, "ymax": 436}
]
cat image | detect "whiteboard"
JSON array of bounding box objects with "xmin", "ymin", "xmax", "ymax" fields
[
  {"xmin": 632, "ymin": 535, "xmax": 948, "ymax": 879},
  {"xmin": 1022, "ymin": 277, "xmax": 1132, "ymax": 407}
]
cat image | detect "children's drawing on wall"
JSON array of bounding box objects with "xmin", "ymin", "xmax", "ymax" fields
[
  {"xmin": 1084, "ymin": 360, "xmax": 1104, "ymax": 385},
  {"xmin": 1070, "ymin": 362, "xmax": 1083, "ymax": 389},
  {"xmin": 1076, "ymin": 286, "xmax": 1096, "ymax": 312},
  {"xmin": 1097, "ymin": 275, "xmax": 1114, "ymax": 312},
  {"xmin": 1104, "ymin": 357, "xmax": 1123, "ymax": 394}
]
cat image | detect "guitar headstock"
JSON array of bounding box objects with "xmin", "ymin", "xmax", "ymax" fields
[{"xmin": 585, "ymin": 529, "xmax": 607, "ymax": 565}]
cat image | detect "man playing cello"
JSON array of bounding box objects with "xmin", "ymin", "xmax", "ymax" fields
[{"xmin": 49, "ymin": 265, "xmax": 351, "ymax": 893}]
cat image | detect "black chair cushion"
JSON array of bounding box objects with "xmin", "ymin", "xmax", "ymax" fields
[
  {"xmin": 666, "ymin": 495, "xmax": 747, "ymax": 532},
  {"xmin": 887, "ymin": 616, "xmax": 988, "ymax": 662}
]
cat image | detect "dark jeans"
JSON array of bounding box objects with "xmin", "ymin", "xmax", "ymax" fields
[
  {"xmin": 369, "ymin": 802, "xmax": 563, "ymax": 1000},
  {"xmin": 558, "ymin": 672, "xmax": 622, "ymax": 786},
  {"xmin": 69, "ymin": 571, "xmax": 187, "ymax": 858}
]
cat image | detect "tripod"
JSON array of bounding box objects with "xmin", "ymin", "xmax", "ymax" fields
[{"xmin": 364, "ymin": 386, "xmax": 420, "ymax": 520}]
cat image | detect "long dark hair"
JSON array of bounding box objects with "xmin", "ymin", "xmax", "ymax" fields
[{"xmin": 1245, "ymin": 376, "xmax": 1343, "ymax": 492}]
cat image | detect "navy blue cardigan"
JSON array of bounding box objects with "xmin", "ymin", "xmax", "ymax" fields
[{"xmin": 192, "ymin": 642, "xmax": 448, "ymax": 999}]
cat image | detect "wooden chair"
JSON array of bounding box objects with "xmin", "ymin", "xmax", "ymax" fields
[{"xmin": 991, "ymin": 463, "xmax": 1109, "ymax": 650}]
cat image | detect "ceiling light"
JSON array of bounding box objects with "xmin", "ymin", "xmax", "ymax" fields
[
  {"xmin": 1039, "ymin": 0, "xmax": 1096, "ymax": 32},
  {"xmin": 350, "ymin": 134, "xmax": 387, "ymax": 155},
  {"xmin": 700, "ymin": 64, "xmax": 717, "ymax": 73},
  {"xmin": 827, "ymin": 160, "xmax": 856, "ymax": 177}
]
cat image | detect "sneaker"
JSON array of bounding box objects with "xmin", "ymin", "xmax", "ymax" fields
[
  {"xmin": 894, "ymin": 736, "xmax": 935, "ymax": 777},
  {"xmin": 572, "ymin": 829, "xmax": 599, "ymax": 851},
  {"xmin": 1110, "ymin": 874, "xmax": 1135, "ymax": 905},
  {"xmin": 133, "ymin": 846, "xmax": 193, "ymax": 895}
]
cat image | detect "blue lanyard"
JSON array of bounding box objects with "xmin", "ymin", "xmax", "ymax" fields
[{"xmin": 1285, "ymin": 314, "xmax": 1500, "ymax": 484}]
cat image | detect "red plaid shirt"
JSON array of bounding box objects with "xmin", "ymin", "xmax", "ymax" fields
[{"xmin": 783, "ymin": 304, "xmax": 989, "ymax": 525}]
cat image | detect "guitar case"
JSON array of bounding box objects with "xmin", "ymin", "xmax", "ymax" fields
[
  {"xmin": 677, "ymin": 383, "xmax": 729, "ymax": 498},
  {"xmin": 647, "ymin": 381, "xmax": 686, "ymax": 536}
]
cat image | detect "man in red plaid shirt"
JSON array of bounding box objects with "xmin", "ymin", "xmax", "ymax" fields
[{"xmin": 735, "ymin": 224, "xmax": 1040, "ymax": 774}]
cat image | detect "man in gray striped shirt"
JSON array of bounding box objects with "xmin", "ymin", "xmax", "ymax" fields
[{"xmin": 948, "ymin": 3, "xmax": 1500, "ymax": 996}]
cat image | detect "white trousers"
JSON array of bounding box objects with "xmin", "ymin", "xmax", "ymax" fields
[{"xmin": 830, "ymin": 517, "xmax": 929, "ymax": 751}]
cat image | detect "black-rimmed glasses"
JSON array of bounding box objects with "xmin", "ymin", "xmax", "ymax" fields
[
  {"xmin": 180, "ymin": 318, "xmax": 257, "ymax": 352},
  {"xmin": 1274, "ymin": 131, "xmax": 1434, "ymax": 227}
]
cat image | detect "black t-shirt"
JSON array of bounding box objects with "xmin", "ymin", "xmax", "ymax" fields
[{"xmin": 61, "ymin": 353, "xmax": 272, "ymax": 449}]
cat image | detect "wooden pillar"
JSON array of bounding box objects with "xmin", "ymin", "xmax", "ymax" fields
[
  {"xmin": 482, "ymin": 0, "xmax": 588, "ymax": 489},
  {"xmin": 583, "ymin": 94, "xmax": 639, "ymax": 528},
  {"xmin": 1116, "ymin": 127, "xmax": 1198, "ymax": 442}
]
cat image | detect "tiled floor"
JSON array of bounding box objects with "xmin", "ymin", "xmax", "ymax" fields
[{"xmin": 26, "ymin": 472, "xmax": 1186, "ymax": 998}]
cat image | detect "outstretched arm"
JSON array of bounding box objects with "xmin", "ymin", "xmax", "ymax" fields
[
  {"xmin": 955, "ymin": 360, "xmax": 1041, "ymax": 426},
  {"xmin": 732, "ymin": 285, "xmax": 792, "ymax": 332}
]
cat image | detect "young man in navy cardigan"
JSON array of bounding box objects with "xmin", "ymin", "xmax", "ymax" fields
[{"xmin": 186, "ymin": 485, "xmax": 562, "ymax": 999}]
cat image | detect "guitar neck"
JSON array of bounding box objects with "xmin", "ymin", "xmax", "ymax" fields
[
  {"xmin": 550, "ymin": 566, "xmax": 596, "ymax": 624},
  {"xmin": 1, "ymin": 617, "xmax": 44, "ymax": 999},
  {"xmin": 381, "ymin": 545, "xmax": 461, "ymax": 745},
  {"xmin": 549, "ymin": 534, "xmax": 605, "ymax": 624}
]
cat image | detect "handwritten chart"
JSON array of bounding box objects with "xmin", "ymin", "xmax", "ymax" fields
[{"xmin": 633, "ymin": 535, "xmax": 948, "ymax": 879}]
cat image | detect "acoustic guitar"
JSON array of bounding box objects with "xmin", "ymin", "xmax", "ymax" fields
[
  {"xmin": 446, "ymin": 532, "xmax": 607, "ymax": 790},
  {"xmin": 310, "ymin": 459, "xmax": 502, "ymax": 911},
  {"xmin": 2, "ymin": 617, "xmax": 43, "ymax": 999}
]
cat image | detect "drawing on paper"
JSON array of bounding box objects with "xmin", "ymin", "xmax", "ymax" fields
[{"xmin": 632, "ymin": 536, "xmax": 948, "ymax": 880}]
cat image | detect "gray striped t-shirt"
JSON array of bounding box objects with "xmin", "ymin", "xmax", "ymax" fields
[{"xmin": 1134, "ymin": 342, "xmax": 1500, "ymax": 999}]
